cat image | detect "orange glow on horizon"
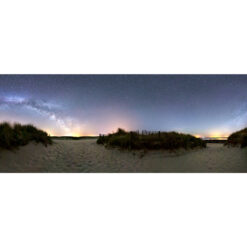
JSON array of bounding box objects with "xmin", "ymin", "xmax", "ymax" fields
[
  {"xmin": 208, "ymin": 130, "xmax": 229, "ymax": 138},
  {"xmin": 194, "ymin": 134, "xmax": 202, "ymax": 138},
  {"xmin": 46, "ymin": 126, "xmax": 232, "ymax": 138},
  {"xmin": 45, "ymin": 129, "xmax": 54, "ymax": 136}
]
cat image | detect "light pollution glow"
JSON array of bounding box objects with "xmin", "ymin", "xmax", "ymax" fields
[
  {"xmin": 1, "ymin": 75, "xmax": 247, "ymax": 137},
  {"xmin": 0, "ymin": 94, "xmax": 241, "ymax": 137}
]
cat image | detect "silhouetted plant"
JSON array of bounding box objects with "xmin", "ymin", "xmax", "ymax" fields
[
  {"xmin": 241, "ymin": 135, "xmax": 247, "ymax": 148},
  {"xmin": 97, "ymin": 128, "xmax": 206, "ymax": 150},
  {"xmin": 225, "ymin": 128, "xmax": 247, "ymax": 148},
  {"xmin": 0, "ymin": 122, "xmax": 52, "ymax": 150}
]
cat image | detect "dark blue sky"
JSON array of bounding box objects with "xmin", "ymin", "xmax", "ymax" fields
[{"xmin": 0, "ymin": 75, "xmax": 247, "ymax": 137}]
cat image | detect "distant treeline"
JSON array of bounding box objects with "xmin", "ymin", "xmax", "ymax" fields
[
  {"xmin": 205, "ymin": 140, "xmax": 227, "ymax": 144},
  {"xmin": 0, "ymin": 122, "xmax": 52, "ymax": 150},
  {"xmin": 97, "ymin": 128, "xmax": 207, "ymax": 150},
  {"xmin": 225, "ymin": 128, "xmax": 247, "ymax": 148}
]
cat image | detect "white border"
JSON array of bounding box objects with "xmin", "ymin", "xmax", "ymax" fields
[
  {"xmin": 0, "ymin": 174, "xmax": 247, "ymax": 247},
  {"xmin": 1, "ymin": 0, "xmax": 247, "ymax": 74}
]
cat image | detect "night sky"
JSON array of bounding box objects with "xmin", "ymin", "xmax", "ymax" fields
[{"xmin": 0, "ymin": 75, "xmax": 247, "ymax": 137}]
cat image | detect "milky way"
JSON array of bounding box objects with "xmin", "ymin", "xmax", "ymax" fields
[{"xmin": 0, "ymin": 75, "xmax": 247, "ymax": 137}]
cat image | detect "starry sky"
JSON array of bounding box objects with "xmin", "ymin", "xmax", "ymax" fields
[{"xmin": 0, "ymin": 75, "xmax": 247, "ymax": 137}]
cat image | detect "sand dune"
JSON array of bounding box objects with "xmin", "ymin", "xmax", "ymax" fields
[{"xmin": 0, "ymin": 139, "xmax": 247, "ymax": 172}]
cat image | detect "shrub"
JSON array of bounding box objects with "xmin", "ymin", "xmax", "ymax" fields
[
  {"xmin": 241, "ymin": 135, "xmax": 247, "ymax": 148},
  {"xmin": 0, "ymin": 122, "xmax": 52, "ymax": 150},
  {"xmin": 0, "ymin": 123, "xmax": 16, "ymax": 149},
  {"xmin": 225, "ymin": 128, "xmax": 247, "ymax": 148},
  {"xmin": 97, "ymin": 128, "xmax": 206, "ymax": 150}
]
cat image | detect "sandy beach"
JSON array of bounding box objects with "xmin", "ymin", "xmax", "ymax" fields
[{"xmin": 0, "ymin": 139, "xmax": 247, "ymax": 172}]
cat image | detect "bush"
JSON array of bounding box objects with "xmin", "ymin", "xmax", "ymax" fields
[
  {"xmin": 0, "ymin": 122, "xmax": 52, "ymax": 150},
  {"xmin": 97, "ymin": 128, "xmax": 206, "ymax": 150},
  {"xmin": 0, "ymin": 123, "xmax": 16, "ymax": 149},
  {"xmin": 225, "ymin": 128, "xmax": 247, "ymax": 148},
  {"xmin": 241, "ymin": 135, "xmax": 247, "ymax": 148}
]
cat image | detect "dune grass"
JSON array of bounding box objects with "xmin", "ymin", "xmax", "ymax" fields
[
  {"xmin": 225, "ymin": 128, "xmax": 247, "ymax": 148},
  {"xmin": 0, "ymin": 122, "xmax": 52, "ymax": 150},
  {"xmin": 97, "ymin": 128, "xmax": 206, "ymax": 150}
]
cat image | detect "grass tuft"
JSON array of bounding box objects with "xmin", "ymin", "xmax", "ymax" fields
[
  {"xmin": 225, "ymin": 128, "xmax": 247, "ymax": 148},
  {"xmin": 0, "ymin": 122, "xmax": 52, "ymax": 150}
]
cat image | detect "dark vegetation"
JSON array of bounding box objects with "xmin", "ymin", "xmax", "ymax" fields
[
  {"xmin": 205, "ymin": 139, "xmax": 227, "ymax": 144},
  {"xmin": 97, "ymin": 128, "xmax": 207, "ymax": 150},
  {"xmin": 0, "ymin": 122, "xmax": 52, "ymax": 150},
  {"xmin": 225, "ymin": 128, "xmax": 247, "ymax": 148}
]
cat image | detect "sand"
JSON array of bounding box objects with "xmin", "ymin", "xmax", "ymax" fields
[{"xmin": 0, "ymin": 139, "xmax": 247, "ymax": 172}]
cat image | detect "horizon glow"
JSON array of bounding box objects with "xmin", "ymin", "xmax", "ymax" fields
[{"xmin": 0, "ymin": 75, "xmax": 247, "ymax": 137}]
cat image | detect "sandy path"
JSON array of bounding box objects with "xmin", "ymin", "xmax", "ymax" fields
[{"xmin": 0, "ymin": 139, "xmax": 247, "ymax": 172}]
